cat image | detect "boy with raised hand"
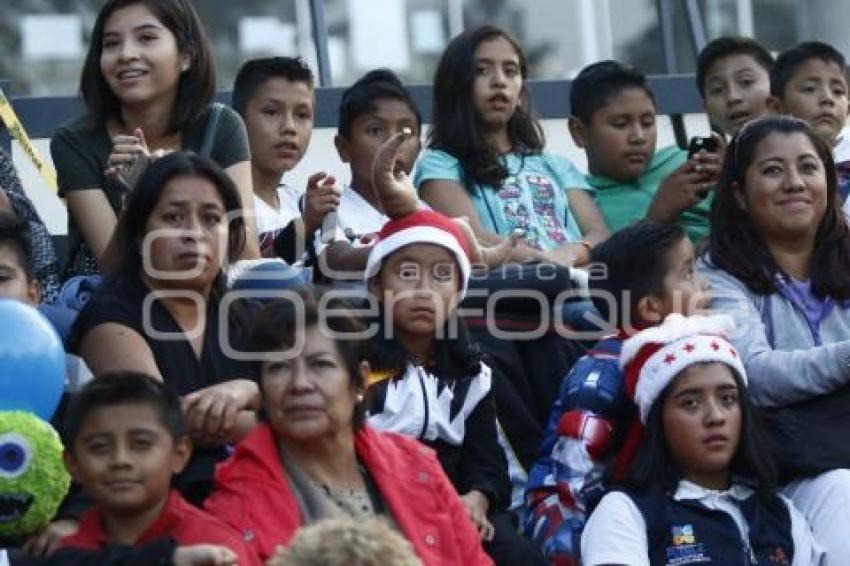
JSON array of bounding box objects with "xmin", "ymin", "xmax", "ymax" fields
[
  {"xmin": 569, "ymin": 61, "xmax": 722, "ymax": 242},
  {"xmin": 696, "ymin": 36, "xmax": 774, "ymax": 137},
  {"xmin": 523, "ymin": 221, "xmax": 711, "ymax": 563},
  {"xmin": 58, "ymin": 373, "xmax": 259, "ymax": 566},
  {"xmin": 316, "ymin": 69, "xmax": 424, "ymax": 280},
  {"xmin": 232, "ymin": 57, "xmax": 339, "ymax": 264}
]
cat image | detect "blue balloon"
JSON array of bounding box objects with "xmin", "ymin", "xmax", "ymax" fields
[{"xmin": 0, "ymin": 299, "xmax": 64, "ymax": 420}]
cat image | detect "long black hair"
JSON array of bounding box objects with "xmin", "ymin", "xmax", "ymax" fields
[
  {"xmin": 367, "ymin": 303, "xmax": 482, "ymax": 383},
  {"xmin": 625, "ymin": 364, "xmax": 778, "ymax": 502},
  {"xmin": 428, "ymin": 25, "xmax": 544, "ymax": 188},
  {"xmin": 706, "ymin": 114, "xmax": 850, "ymax": 299},
  {"xmin": 80, "ymin": 0, "xmax": 216, "ymax": 132},
  {"xmin": 115, "ymin": 151, "xmax": 246, "ymax": 307}
]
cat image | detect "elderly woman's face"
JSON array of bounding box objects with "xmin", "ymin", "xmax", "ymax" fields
[
  {"xmin": 740, "ymin": 132, "xmax": 828, "ymax": 243},
  {"xmin": 262, "ymin": 325, "xmax": 361, "ymax": 443}
]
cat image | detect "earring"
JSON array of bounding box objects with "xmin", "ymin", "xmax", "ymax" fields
[
  {"xmin": 356, "ymin": 392, "xmax": 365, "ymax": 403},
  {"xmin": 181, "ymin": 62, "xmax": 190, "ymax": 72}
]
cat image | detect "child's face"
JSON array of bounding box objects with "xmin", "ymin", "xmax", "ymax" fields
[
  {"xmin": 661, "ymin": 363, "xmax": 741, "ymax": 490},
  {"xmin": 335, "ymin": 99, "xmax": 420, "ymax": 193},
  {"xmin": 471, "ymin": 36, "xmax": 523, "ymax": 131},
  {"xmin": 0, "ymin": 244, "xmax": 39, "ymax": 305},
  {"xmin": 244, "ymin": 77, "xmax": 315, "ymax": 178},
  {"xmin": 740, "ymin": 131, "xmax": 827, "ymax": 243},
  {"xmin": 65, "ymin": 403, "xmax": 189, "ymax": 516},
  {"xmin": 369, "ymin": 243, "xmax": 460, "ymax": 339},
  {"xmin": 640, "ymin": 237, "xmax": 710, "ymax": 324},
  {"xmin": 100, "ymin": 3, "xmax": 188, "ymax": 108},
  {"xmin": 577, "ymin": 87, "xmax": 658, "ymax": 182},
  {"xmin": 780, "ymin": 58, "xmax": 849, "ymax": 145},
  {"xmin": 702, "ymin": 53, "xmax": 772, "ymax": 136}
]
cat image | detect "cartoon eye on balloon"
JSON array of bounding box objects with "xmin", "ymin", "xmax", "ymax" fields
[{"xmin": 0, "ymin": 433, "xmax": 32, "ymax": 480}]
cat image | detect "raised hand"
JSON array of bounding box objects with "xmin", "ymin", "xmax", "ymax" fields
[
  {"xmin": 302, "ymin": 172, "xmax": 340, "ymax": 235},
  {"xmin": 371, "ymin": 129, "xmax": 419, "ymax": 218},
  {"xmin": 452, "ymin": 217, "xmax": 522, "ymax": 270}
]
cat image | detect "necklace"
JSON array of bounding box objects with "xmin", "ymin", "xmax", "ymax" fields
[{"xmin": 311, "ymin": 463, "xmax": 375, "ymax": 519}]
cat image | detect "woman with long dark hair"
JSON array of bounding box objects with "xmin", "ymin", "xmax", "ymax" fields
[
  {"xmin": 71, "ymin": 152, "xmax": 258, "ymax": 505},
  {"xmin": 415, "ymin": 25, "xmax": 608, "ymax": 267},
  {"xmin": 51, "ymin": 0, "xmax": 259, "ymax": 277},
  {"xmin": 581, "ymin": 315, "xmax": 821, "ymax": 565},
  {"xmin": 701, "ymin": 114, "xmax": 850, "ymax": 562}
]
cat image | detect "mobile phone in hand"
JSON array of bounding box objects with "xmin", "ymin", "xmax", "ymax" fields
[
  {"xmin": 688, "ymin": 136, "xmax": 720, "ymax": 158},
  {"xmin": 120, "ymin": 153, "xmax": 150, "ymax": 189}
]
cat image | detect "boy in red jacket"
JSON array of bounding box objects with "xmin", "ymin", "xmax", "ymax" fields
[{"xmin": 59, "ymin": 372, "xmax": 259, "ymax": 566}]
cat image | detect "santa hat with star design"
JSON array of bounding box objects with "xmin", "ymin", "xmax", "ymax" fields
[{"xmin": 619, "ymin": 313, "xmax": 746, "ymax": 424}]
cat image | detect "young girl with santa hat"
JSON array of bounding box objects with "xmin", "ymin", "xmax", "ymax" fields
[
  {"xmin": 581, "ymin": 314, "xmax": 824, "ymax": 566},
  {"xmin": 361, "ymin": 131, "xmax": 543, "ymax": 565}
]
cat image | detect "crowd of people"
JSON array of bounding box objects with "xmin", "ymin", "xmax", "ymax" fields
[{"xmin": 2, "ymin": 0, "xmax": 850, "ymax": 564}]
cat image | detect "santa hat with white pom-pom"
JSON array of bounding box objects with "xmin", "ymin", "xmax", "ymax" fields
[{"xmin": 620, "ymin": 313, "xmax": 746, "ymax": 424}]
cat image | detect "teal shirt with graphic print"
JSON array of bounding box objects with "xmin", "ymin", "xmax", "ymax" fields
[{"xmin": 413, "ymin": 149, "xmax": 593, "ymax": 251}]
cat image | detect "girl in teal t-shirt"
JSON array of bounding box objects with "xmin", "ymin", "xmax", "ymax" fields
[{"xmin": 415, "ymin": 25, "xmax": 608, "ymax": 266}]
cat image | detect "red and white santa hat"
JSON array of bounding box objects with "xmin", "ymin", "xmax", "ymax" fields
[
  {"xmin": 620, "ymin": 313, "xmax": 746, "ymax": 423},
  {"xmin": 364, "ymin": 209, "xmax": 472, "ymax": 299}
]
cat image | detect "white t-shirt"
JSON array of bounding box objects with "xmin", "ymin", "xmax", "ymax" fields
[
  {"xmin": 834, "ymin": 124, "xmax": 850, "ymax": 164},
  {"xmin": 581, "ymin": 480, "xmax": 822, "ymax": 566},
  {"xmin": 834, "ymin": 125, "xmax": 850, "ymax": 218},
  {"xmin": 254, "ymin": 185, "xmax": 303, "ymax": 234},
  {"xmin": 313, "ymin": 186, "xmax": 390, "ymax": 256}
]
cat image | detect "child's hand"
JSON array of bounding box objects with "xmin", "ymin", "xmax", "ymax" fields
[
  {"xmin": 174, "ymin": 544, "xmax": 237, "ymax": 566},
  {"xmin": 543, "ymin": 242, "xmax": 592, "ymax": 267},
  {"xmin": 182, "ymin": 379, "xmax": 260, "ymax": 442},
  {"xmin": 647, "ymin": 146, "xmax": 722, "ymax": 222},
  {"xmin": 372, "ymin": 129, "xmax": 419, "ymax": 217},
  {"xmin": 21, "ymin": 518, "xmax": 79, "ymax": 557},
  {"xmin": 302, "ymin": 172, "xmax": 340, "ymax": 235},
  {"xmin": 460, "ymin": 490, "xmax": 495, "ymax": 542},
  {"xmin": 452, "ymin": 217, "xmax": 523, "ymax": 269}
]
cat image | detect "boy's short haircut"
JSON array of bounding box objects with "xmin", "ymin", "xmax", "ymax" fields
[
  {"xmin": 696, "ymin": 36, "xmax": 775, "ymax": 97},
  {"xmin": 0, "ymin": 211, "xmax": 34, "ymax": 279},
  {"xmin": 589, "ymin": 221, "xmax": 687, "ymax": 323},
  {"xmin": 62, "ymin": 371, "xmax": 185, "ymax": 448},
  {"xmin": 771, "ymin": 41, "xmax": 847, "ymax": 98},
  {"xmin": 570, "ymin": 60, "xmax": 655, "ymax": 124},
  {"xmin": 337, "ymin": 68, "xmax": 422, "ymax": 139},
  {"xmin": 232, "ymin": 56, "xmax": 314, "ymax": 117}
]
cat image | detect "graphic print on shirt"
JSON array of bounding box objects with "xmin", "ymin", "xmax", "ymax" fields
[
  {"xmin": 527, "ymin": 174, "xmax": 568, "ymax": 246},
  {"xmin": 666, "ymin": 524, "xmax": 710, "ymax": 565},
  {"xmin": 366, "ymin": 364, "xmax": 491, "ymax": 446},
  {"xmin": 497, "ymin": 176, "xmax": 539, "ymax": 249}
]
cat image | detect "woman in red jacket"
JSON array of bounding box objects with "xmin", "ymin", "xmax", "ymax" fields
[{"xmin": 204, "ymin": 288, "xmax": 491, "ymax": 565}]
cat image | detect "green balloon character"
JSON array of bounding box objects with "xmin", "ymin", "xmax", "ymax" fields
[{"xmin": 0, "ymin": 412, "xmax": 70, "ymax": 539}]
